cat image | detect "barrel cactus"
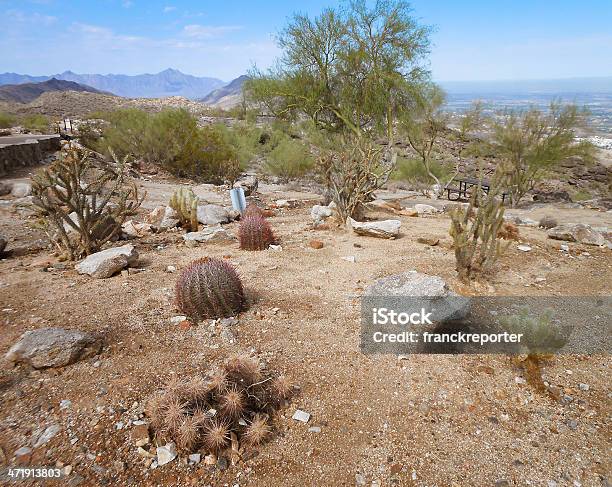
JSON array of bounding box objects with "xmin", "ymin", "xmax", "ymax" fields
[
  {"xmin": 239, "ymin": 214, "xmax": 276, "ymax": 251},
  {"xmin": 243, "ymin": 204, "xmax": 264, "ymax": 218},
  {"xmin": 175, "ymin": 257, "xmax": 246, "ymax": 320}
]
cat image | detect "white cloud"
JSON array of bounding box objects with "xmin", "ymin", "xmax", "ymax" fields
[
  {"xmin": 163, "ymin": 6, "xmax": 176, "ymax": 13},
  {"xmin": 182, "ymin": 24, "xmax": 242, "ymax": 39}
]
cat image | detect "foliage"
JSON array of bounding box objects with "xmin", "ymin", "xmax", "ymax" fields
[
  {"xmin": 265, "ymin": 137, "xmax": 314, "ymax": 179},
  {"xmin": 391, "ymin": 156, "xmax": 453, "ymax": 192},
  {"xmin": 31, "ymin": 146, "xmax": 144, "ymax": 260},
  {"xmin": 175, "ymin": 257, "xmax": 246, "ymax": 321},
  {"xmin": 147, "ymin": 355, "xmax": 293, "ymax": 453},
  {"xmin": 239, "ymin": 214, "xmax": 276, "ymax": 250},
  {"xmin": 0, "ymin": 112, "xmax": 16, "ymax": 129},
  {"xmin": 459, "ymin": 100, "xmax": 484, "ymax": 137},
  {"xmin": 399, "ymin": 83, "xmax": 449, "ymax": 192},
  {"xmin": 318, "ymin": 138, "xmax": 395, "ymax": 222},
  {"xmin": 448, "ymin": 171, "xmax": 509, "ymax": 282},
  {"xmin": 169, "ymin": 188, "xmax": 199, "ymax": 232},
  {"xmin": 246, "ymin": 0, "xmax": 431, "ymax": 140},
  {"xmin": 22, "ymin": 114, "xmax": 50, "ymax": 133},
  {"xmin": 489, "ymin": 102, "xmax": 594, "ymax": 207}
]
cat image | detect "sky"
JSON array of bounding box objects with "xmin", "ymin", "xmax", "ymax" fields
[{"xmin": 1, "ymin": 0, "xmax": 611, "ymax": 82}]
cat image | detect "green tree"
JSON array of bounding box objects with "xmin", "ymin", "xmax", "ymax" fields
[
  {"xmin": 490, "ymin": 103, "xmax": 594, "ymax": 206},
  {"xmin": 459, "ymin": 100, "xmax": 484, "ymax": 137}
]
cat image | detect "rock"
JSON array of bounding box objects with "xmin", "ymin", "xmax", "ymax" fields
[
  {"xmin": 59, "ymin": 399, "xmax": 72, "ymax": 410},
  {"xmin": 170, "ymin": 316, "xmax": 188, "ymax": 324},
  {"xmin": 347, "ymin": 217, "xmax": 401, "ymax": 239},
  {"xmin": 396, "ymin": 208, "xmax": 419, "ymax": 217},
  {"xmin": 414, "ymin": 204, "xmax": 441, "ymax": 215},
  {"xmin": 188, "ymin": 453, "xmax": 201, "ymax": 465},
  {"xmin": 220, "ymin": 327, "xmax": 235, "ymax": 344},
  {"xmin": 160, "ymin": 207, "xmax": 180, "ymax": 229},
  {"xmin": 0, "ymin": 234, "xmax": 6, "ymax": 253},
  {"xmin": 275, "ymin": 199, "xmax": 290, "ymax": 208},
  {"xmin": 506, "ymin": 215, "xmax": 538, "ymax": 227},
  {"xmin": 311, "ymin": 204, "xmax": 334, "ymax": 225},
  {"xmin": 292, "ymin": 410, "xmax": 311, "ymax": 423},
  {"xmin": 369, "ymin": 199, "xmax": 401, "ymax": 213},
  {"xmin": 342, "ymin": 255, "xmax": 356, "ymax": 263},
  {"xmin": 269, "ymin": 244, "xmax": 282, "ymax": 251},
  {"xmin": 355, "ymin": 473, "xmax": 367, "ymax": 486},
  {"xmin": 0, "ymin": 181, "xmax": 12, "ymax": 196},
  {"xmin": 14, "ymin": 446, "xmax": 32, "ymax": 465},
  {"xmin": 156, "ymin": 443, "xmax": 177, "ymax": 466},
  {"xmin": 548, "ymin": 224, "xmax": 606, "ymax": 246},
  {"xmin": 75, "ymin": 244, "xmax": 138, "ymax": 278},
  {"xmin": 166, "ymin": 265, "xmax": 176, "ymax": 273},
  {"xmin": 416, "ymin": 237, "xmax": 440, "ymax": 246},
  {"xmin": 5, "ymin": 328, "xmax": 102, "ymax": 369},
  {"xmin": 197, "ymin": 204, "xmax": 235, "ymax": 225},
  {"xmin": 309, "ymin": 240, "xmax": 324, "ymax": 249},
  {"xmin": 517, "ymin": 244, "xmax": 532, "ymax": 252},
  {"xmin": 183, "ymin": 227, "xmax": 234, "ymax": 244},
  {"xmin": 539, "ymin": 215, "xmax": 558, "ymax": 229},
  {"xmin": 308, "ymin": 426, "xmax": 321, "ymax": 433},
  {"xmin": 495, "ymin": 480, "xmax": 510, "ymax": 487},
  {"xmin": 34, "ymin": 424, "xmax": 61, "ymax": 448},
  {"xmin": 233, "ymin": 174, "xmax": 258, "ymax": 196},
  {"xmin": 10, "ymin": 182, "xmax": 32, "ymax": 198},
  {"xmin": 122, "ymin": 220, "xmax": 153, "ymax": 238},
  {"xmin": 578, "ymin": 383, "xmax": 589, "ymax": 391},
  {"xmin": 560, "ymin": 244, "xmax": 569, "ymax": 252},
  {"xmin": 216, "ymin": 456, "xmax": 229, "ymax": 470},
  {"xmin": 145, "ymin": 206, "xmax": 165, "ymax": 224}
]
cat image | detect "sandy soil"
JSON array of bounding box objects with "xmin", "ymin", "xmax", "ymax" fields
[{"xmin": 0, "ymin": 173, "xmax": 610, "ymax": 487}]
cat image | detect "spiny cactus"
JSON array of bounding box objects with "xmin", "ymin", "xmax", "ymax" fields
[
  {"xmin": 239, "ymin": 214, "xmax": 276, "ymax": 251},
  {"xmin": 175, "ymin": 257, "xmax": 246, "ymax": 321},
  {"xmin": 169, "ymin": 187, "xmax": 198, "ymax": 232},
  {"xmin": 146, "ymin": 355, "xmax": 294, "ymax": 454},
  {"xmin": 243, "ymin": 204, "xmax": 264, "ymax": 218}
]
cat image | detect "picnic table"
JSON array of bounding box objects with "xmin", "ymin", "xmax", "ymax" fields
[{"xmin": 444, "ymin": 177, "xmax": 508, "ymax": 203}]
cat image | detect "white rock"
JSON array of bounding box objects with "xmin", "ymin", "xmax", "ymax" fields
[
  {"xmin": 188, "ymin": 453, "xmax": 201, "ymax": 465},
  {"xmin": 122, "ymin": 220, "xmax": 153, "ymax": 238},
  {"xmin": 517, "ymin": 244, "xmax": 532, "ymax": 252},
  {"xmin": 170, "ymin": 316, "xmax": 187, "ymax": 324},
  {"xmin": 156, "ymin": 443, "xmax": 177, "ymax": 466},
  {"xmin": 275, "ymin": 199, "xmax": 289, "ymax": 207},
  {"xmin": 342, "ymin": 255, "xmax": 356, "ymax": 263},
  {"xmin": 292, "ymin": 410, "xmax": 311, "ymax": 423},
  {"xmin": 183, "ymin": 227, "xmax": 234, "ymax": 243},
  {"xmin": 269, "ymin": 244, "xmax": 283, "ymax": 251},
  {"xmin": 347, "ymin": 217, "xmax": 400, "ymax": 239},
  {"xmin": 414, "ymin": 204, "xmax": 441, "ymax": 215},
  {"xmin": 166, "ymin": 265, "xmax": 176, "ymax": 273},
  {"xmin": 311, "ymin": 204, "xmax": 333, "ymax": 224},
  {"xmin": 10, "ymin": 182, "xmax": 32, "ymax": 198},
  {"xmin": 196, "ymin": 204, "xmax": 235, "ymax": 225},
  {"xmin": 548, "ymin": 223, "xmax": 606, "ymax": 246},
  {"xmin": 160, "ymin": 207, "xmax": 180, "ymax": 229},
  {"xmin": 75, "ymin": 244, "xmax": 138, "ymax": 278},
  {"xmin": 308, "ymin": 426, "xmax": 321, "ymax": 433},
  {"xmin": 34, "ymin": 424, "xmax": 61, "ymax": 448}
]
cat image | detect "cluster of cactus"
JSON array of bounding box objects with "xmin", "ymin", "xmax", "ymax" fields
[
  {"xmin": 449, "ymin": 173, "xmax": 509, "ymax": 282},
  {"xmin": 147, "ymin": 355, "xmax": 293, "ymax": 454},
  {"xmin": 239, "ymin": 206, "xmax": 276, "ymax": 251},
  {"xmin": 169, "ymin": 188, "xmax": 199, "ymax": 232},
  {"xmin": 175, "ymin": 257, "xmax": 246, "ymax": 321}
]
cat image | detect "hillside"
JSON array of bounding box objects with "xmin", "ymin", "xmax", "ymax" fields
[
  {"xmin": 199, "ymin": 75, "xmax": 249, "ymax": 108},
  {"xmin": 0, "ymin": 69, "xmax": 225, "ymax": 99},
  {"xmin": 0, "ymin": 78, "xmax": 107, "ymax": 104}
]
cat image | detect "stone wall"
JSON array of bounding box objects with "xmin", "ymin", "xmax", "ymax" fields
[{"xmin": 0, "ymin": 135, "xmax": 61, "ymax": 177}]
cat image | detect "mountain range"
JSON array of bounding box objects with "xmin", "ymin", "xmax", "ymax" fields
[
  {"xmin": 0, "ymin": 78, "xmax": 108, "ymax": 104},
  {"xmin": 0, "ymin": 69, "xmax": 225, "ymax": 99},
  {"xmin": 199, "ymin": 75, "xmax": 249, "ymax": 108}
]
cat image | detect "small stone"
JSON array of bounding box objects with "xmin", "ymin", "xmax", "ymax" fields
[
  {"xmin": 548, "ymin": 481, "xmax": 558, "ymax": 487},
  {"xmin": 495, "ymin": 480, "xmax": 510, "ymax": 487},
  {"xmin": 137, "ymin": 447, "xmax": 154, "ymax": 458},
  {"xmin": 535, "ymin": 277, "xmax": 546, "ymax": 283},
  {"xmin": 59, "ymin": 399, "xmax": 72, "ymax": 410},
  {"xmin": 414, "ymin": 204, "xmax": 440, "ymax": 215},
  {"xmin": 578, "ymin": 383, "xmax": 589, "ymax": 391},
  {"xmin": 342, "ymin": 256, "xmax": 356, "ymax": 263},
  {"xmin": 309, "ymin": 240, "xmax": 324, "ymax": 249},
  {"xmin": 166, "ymin": 265, "xmax": 176, "ymax": 273},
  {"xmin": 355, "ymin": 473, "xmax": 367, "ymax": 486},
  {"xmin": 292, "ymin": 409, "xmax": 311, "ymax": 423},
  {"xmin": 517, "ymin": 244, "xmax": 532, "ymax": 252},
  {"xmin": 156, "ymin": 443, "xmax": 177, "ymax": 466},
  {"xmin": 220, "ymin": 327, "xmax": 235, "ymax": 343},
  {"xmin": 560, "ymin": 244, "xmax": 569, "ymax": 251},
  {"xmin": 170, "ymin": 315, "xmax": 187, "ymax": 324},
  {"xmin": 308, "ymin": 426, "xmax": 321, "ymax": 433},
  {"xmin": 269, "ymin": 244, "xmax": 282, "ymax": 251},
  {"xmin": 14, "ymin": 446, "xmax": 32, "ymax": 465},
  {"xmin": 216, "ymin": 456, "xmax": 229, "ymax": 471},
  {"xmin": 515, "ymin": 377, "xmax": 526, "ymax": 384},
  {"xmin": 64, "ymin": 465, "xmax": 72, "ymax": 476},
  {"xmin": 566, "ymin": 419, "xmax": 578, "ymax": 430},
  {"xmin": 34, "ymin": 424, "xmax": 61, "ymax": 448},
  {"xmin": 204, "ymin": 454, "xmax": 216, "ymax": 465},
  {"xmin": 417, "ymin": 237, "xmax": 440, "ymax": 246},
  {"xmin": 188, "ymin": 453, "xmax": 201, "ymax": 465}
]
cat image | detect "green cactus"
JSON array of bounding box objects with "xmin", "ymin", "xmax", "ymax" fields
[
  {"xmin": 175, "ymin": 257, "xmax": 246, "ymax": 321},
  {"xmin": 169, "ymin": 188, "xmax": 199, "ymax": 232}
]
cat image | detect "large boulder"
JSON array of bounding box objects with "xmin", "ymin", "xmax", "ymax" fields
[
  {"xmin": 413, "ymin": 204, "xmax": 441, "ymax": 215},
  {"xmin": 5, "ymin": 328, "xmax": 102, "ymax": 369},
  {"xmin": 197, "ymin": 204, "xmax": 236, "ymax": 225},
  {"xmin": 10, "ymin": 182, "xmax": 32, "ymax": 198},
  {"xmin": 548, "ymin": 223, "xmax": 606, "ymax": 246},
  {"xmin": 347, "ymin": 217, "xmax": 401, "ymax": 239},
  {"xmin": 75, "ymin": 244, "xmax": 138, "ymax": 278},
  {"xmin": 183, "ymin": 227, "xmax": 235, "ymax": 244}
]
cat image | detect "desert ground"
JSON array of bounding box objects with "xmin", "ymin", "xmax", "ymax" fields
[{"xmin": 0, "ymin": 165, "xmax": 611, "ymax": 487}]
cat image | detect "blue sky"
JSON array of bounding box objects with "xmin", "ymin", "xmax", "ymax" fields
[{"xmin": 1, "ymin": 0, "xmax": 611, "ymax": 82}]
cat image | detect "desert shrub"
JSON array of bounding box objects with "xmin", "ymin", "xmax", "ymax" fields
[
  {"xmin": 175, "ymin": 257, "xmax": 246, "ymax": 321},
  {"xmin": 96, "ymin": 109, "xmax": 240, "ymax": 183},
  {"xmin": 0, "ymin": 112, "xmax": 16, "ymax": 129},
  {"xmin": 497, "ymin": 221, "xmax": 519, "ymax": 241},
  {"xmin": 147, "ymin": 355, "xmax": 293, "ymax": 453},
  {"xmin": 265, "ymin": 137, "xmax": 314, "ymax": 179},
  {"xmin": 571, "ymin": 188, "xmax": 592, "ymax": 201},
  {"xmin": 317, "ymin": 138, "xmax": 395, "ymax": 222},
  {"xmin": 538, "ymin": 215, "xmax": 558, "ymax": 229},
  {"xmin": 31, "ymin": 146, "xmax": 144, "ymax": 260},
  {"xmin": 239, "ymin": 214, "xmax": 276, "ymax": 250},
  {"xmin": 448, "ymin": 173, "xmax": 509, "ymax": 282},
  {"xmin": 169, "ymin": 188, "xmax": 199, "ymax": 232},
  {"xmin": 22, "ymin": 114, "xmax": 50, "ymax": 133},
  {"xmin": 392, "ymin": 156, "xmax": 453, "ymax": 192}
]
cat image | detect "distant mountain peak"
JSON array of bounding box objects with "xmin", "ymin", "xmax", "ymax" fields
[{"xmin": 0, "ymin": 78, "xmax": 107, "ymax": 104}]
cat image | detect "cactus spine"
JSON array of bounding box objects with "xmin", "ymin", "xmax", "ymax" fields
[{"xmin": 169, "ymin": 188, "xmax": 199, "ymax": 232}]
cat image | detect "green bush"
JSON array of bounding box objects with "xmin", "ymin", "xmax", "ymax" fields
[
  {"xmin": 22, "ymin": 114, "xmax": 50, "ymax": 133},
  {"xmin": 392, "ymin": 156, "xmax": 452, "ymax": 186},
  {"xmin": 0, "ymin": 112, "xmax": 16, "ymax": 129},
  {"xmin": 95, "ymin": 108, "xmax": 240, "ymax": 183},
  {"xmin": 265, "ymin": 137, "xmax": 314, "ymax": 179}
]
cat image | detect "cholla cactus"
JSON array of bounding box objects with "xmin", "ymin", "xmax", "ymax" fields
[
  {"xmin": 175, "ymin": 257, "xmax": 246, "ymax": 321},
  {"xmin": 169, "ymin": 188, "xmax": 198, "ymax": 232},
  {"xmin": 239, "ymin": 214, "xmax": 276, "ymax": 251}
]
